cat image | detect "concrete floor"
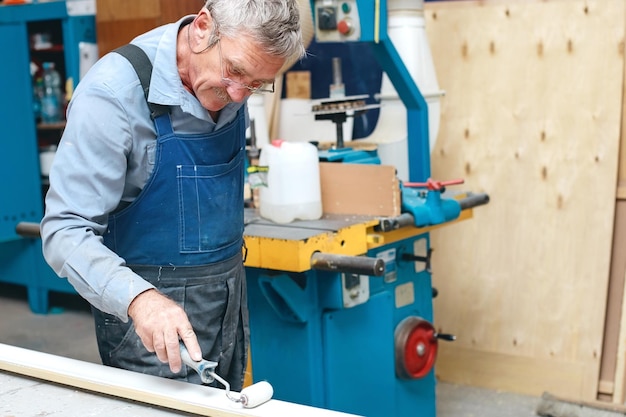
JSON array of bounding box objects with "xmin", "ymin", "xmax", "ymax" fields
[{"xmin": 0, "ymin": 282, "xmax": 541, "ymax": 416}]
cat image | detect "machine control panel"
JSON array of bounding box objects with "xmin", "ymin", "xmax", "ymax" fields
[
  {"xmin": 314, "ymin": 0, "xmax": 361, "ymax": 42},
  {"xmin": 342, "ymin": 272, "xmax": 370, "ymax": 308}
]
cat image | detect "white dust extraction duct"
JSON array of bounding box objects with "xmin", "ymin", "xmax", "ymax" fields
[{"xmin": 366, "ymin": 0, "xmax": 444, "ymax": 181}]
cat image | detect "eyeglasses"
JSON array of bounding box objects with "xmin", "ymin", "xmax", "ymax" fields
[{"xmin": 217, "ymin": 38, "xmax": 275, "ymax": 94}]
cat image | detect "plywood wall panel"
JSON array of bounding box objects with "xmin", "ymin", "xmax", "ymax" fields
[
  {"xmin": 425, "ymin": 0, "xmax": 624, "ymax": 400},
  {"xmin": 96, "ymin": 0, "xmax": 202, "ymax": 56}
]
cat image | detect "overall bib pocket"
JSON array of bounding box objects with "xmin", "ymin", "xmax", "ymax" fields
[{"xmin": 177, "ymin": 150, "xmax": 244, "ymax": 254}]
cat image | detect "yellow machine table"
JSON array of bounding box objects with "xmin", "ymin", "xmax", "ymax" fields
[{"xmin": 244, "ymin": 208, "xmax": 473, "ymax": 272}]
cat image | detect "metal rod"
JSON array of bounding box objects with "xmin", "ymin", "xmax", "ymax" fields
[
  {"xmin": 375, "ymin": 213, "xmax": 415, "ymax": 232},
  {"xmin": 458, "ymin": 192, "xmax": 490, "ymax": 210},
  {"xmin": 335, "ymin": 120, "xmax": 344, "ymax": 148},
  {"xmin": 310, "ymin": 252, "xmax": 385, "ymax": 276},
  {"xmin": 15, "ymin": 222, "xmax": 41, "ymax": 238},
  {"xmin": 331, "ymin": 57, "xmax": 343, "ymax": 86}
]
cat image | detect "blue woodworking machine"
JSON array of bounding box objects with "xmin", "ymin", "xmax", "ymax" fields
[{"xmin": 243, "ymin": 1, "xmax": 488, "ymax": 417}]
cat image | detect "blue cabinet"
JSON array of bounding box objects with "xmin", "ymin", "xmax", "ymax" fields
[{"xmin": 0, "ymin": 1, "xmax": 95, "ymax": 313}]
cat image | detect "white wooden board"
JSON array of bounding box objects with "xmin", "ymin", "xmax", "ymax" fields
[{"xmin": 0, "ymin": 343, "xmax": 360, "ymax": 417}]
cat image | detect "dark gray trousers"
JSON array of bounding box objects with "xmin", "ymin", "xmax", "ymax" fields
[{"xmin": 92, "ymin": 254, "xmax": 249, "ymax": 390}]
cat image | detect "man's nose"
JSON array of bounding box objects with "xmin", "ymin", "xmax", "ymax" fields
[{"xmin": 226, "ymin": 85, "xmax": 251, "ymax": 102}]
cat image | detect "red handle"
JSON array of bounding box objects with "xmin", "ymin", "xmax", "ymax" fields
[{"xmin": 403, "ymin": 178, "xmax": 464, "ymax": 191}]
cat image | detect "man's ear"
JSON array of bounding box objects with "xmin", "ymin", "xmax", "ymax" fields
[{"xmin": 195, "ymin": 8, "xmax": 212, "ymax": 39}]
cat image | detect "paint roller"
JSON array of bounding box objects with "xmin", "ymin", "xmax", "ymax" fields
[{"xmin": 179, "ymin": 344, "xmax": 273, "ymax": 408}]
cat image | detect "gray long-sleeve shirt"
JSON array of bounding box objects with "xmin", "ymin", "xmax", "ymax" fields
[{"xmin": 40, "ymin": 15, "xmax": 245, "ymax": 321}]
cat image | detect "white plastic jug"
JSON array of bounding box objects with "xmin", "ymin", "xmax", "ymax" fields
[{"xmin": 259, "ymin": 140, "xmax": 322, "ymax": 223}]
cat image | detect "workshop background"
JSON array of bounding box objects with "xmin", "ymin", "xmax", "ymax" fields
[
  {"xmin": 426, "ymin": 0, "xmax": 626, "ymax": 406},
  {"xmin": 267, "ymin": 0, "xmax": 626, "ymax": 406},
  {"xmin": 94, "ymin": 0, "xmax": 626, "ymax": 405},
  {"xmin": 2, "ymin": 0, "xmax": 626, "ymax": 413}
]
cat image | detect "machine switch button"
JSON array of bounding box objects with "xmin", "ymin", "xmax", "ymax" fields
[{"xmin": 337, "ymin": 19, "xmax": 353, "ymax": 36}]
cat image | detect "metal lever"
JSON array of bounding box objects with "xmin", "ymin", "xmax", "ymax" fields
[
  {"xmin": 376, "ymin": 213, "xmax": 415, "ymax": 232},
  {"xmin": 401, "ymin": 249, "xmax": 433, "ymax": 273},
  {"xmin": 458, "ymin": 192, "xmax": 490, "ymax": 210},
  {"xmin": 15, "ymin": 222, "xmax": 41, "ymax": 238},
  {"xmin": 435, "ymin": 332, "xmax": 456, "ymax": 342},
  {"xmin": 310, "ymin": 252, "xmax": 385, "ymax": 276}
]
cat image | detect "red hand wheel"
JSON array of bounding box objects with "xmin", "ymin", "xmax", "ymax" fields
[{"xmin": 394, "ymin": 316, "xmax": 455, "ymax": 379}]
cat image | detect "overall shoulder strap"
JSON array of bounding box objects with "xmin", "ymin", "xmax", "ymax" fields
[{"xmin": 113, "ymin": 44, "xmax": 170, "ymax": 119}]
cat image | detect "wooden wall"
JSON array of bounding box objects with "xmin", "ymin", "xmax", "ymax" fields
[
  {"xmin": 95, "ymin": 0, "xmax": 203, "ymax": 56},
  {"xmin": 425, "ymin": 0, "xmax": 624, "ymax": 401}
]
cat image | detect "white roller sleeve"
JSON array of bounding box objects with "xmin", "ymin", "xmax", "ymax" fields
[{"xmin": 239, "ymin": 381, "xmax": 274, "ymax": 408}]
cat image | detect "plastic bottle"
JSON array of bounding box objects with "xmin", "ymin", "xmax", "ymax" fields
[
  {"xmin": 40, "ymin": 62, "xmax": 62, "ymax": 123},
  {"xmin": 259, "ymin": 140, "xmax": 322, "ymax": 224},
  {"xmin": 32, "ymin": 77, "xmax": 44, "ymax": 122}
]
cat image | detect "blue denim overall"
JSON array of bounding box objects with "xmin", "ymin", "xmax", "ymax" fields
[{"xmin": 94, "ymin": 45, "xmax": 249, "ymax": 390}]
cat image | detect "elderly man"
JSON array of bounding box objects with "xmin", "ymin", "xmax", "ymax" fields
[{"xmin": 41, "ymin": 0, "xmax": 306, "ymax": 390}]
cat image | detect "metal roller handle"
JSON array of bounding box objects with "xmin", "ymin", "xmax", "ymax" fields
[
  {"xmin": 15, "ymin": 222, "xmax": 41, "ymax": 238},
  {"xmin": 310, "ymin": 252, "xmax": 385, "ymax": 276},
  {"xmin": 376, "ymin": 213, "xmax": 415, "ymax": 232},
  {"xmin": 458, "ymin": 192, "xmax": 490, "ymax": 210}
]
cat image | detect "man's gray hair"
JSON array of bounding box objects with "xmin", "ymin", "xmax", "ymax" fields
[{"xmin": 204, "ymin": 0, "xmax": 306, "ymax": 62}]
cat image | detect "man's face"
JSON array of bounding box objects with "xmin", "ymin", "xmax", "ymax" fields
[{"xmin": 187, "ymin": 33, "xmax": 285, "ymax": 112}]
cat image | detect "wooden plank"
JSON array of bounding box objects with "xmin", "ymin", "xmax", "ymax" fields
[
  {"xmin": 611, "ymin": 203, "xmax": 626, "ymax": 403},
  {"xmin": 95, "ymin": 0, "xmax": 201, "ymax": 56},
  {"xmin": 0, "ymin": 343, "xmax": 360, "ymax": 417},
  {"xmin": 614, "ymin": 262, "xmax": 626, "ymax": 402},
  {"xmin": 600, "ymin": 201, "xmax": 626, "ymax": 401},
  {"xmin": 436, "ymin": 344, "xmax": 598, "ymax": 399},
  {"xmin": 160, "ymin": 0, "xmax": 203, "ymax": 22},
  {"xmin": 610, "ymin": 0, "xmax": 626, "ymax": 403},
  {"xmin": 598, "ymin": 380, "xmax": 615, "ymax": 396},
  {"xmin": 426, "ymin": 0, "xmax": 623, "ymax": 400},
  {"xmin": 618, "ymin": 0, "xmax": 626, "ymax": 198},
  {"xmin": 286, "ymin": 71, "xmax": 311, "ymax": 99},
  {"xmin": 96, "ymin": 0, "xmax": 162, "ymax": 22},
  {"xmin": 320, "ymin": 163, "xmax": 400, "ymax": 217},
  {"xmin": 96, "ymin": 19, "xmax": 159, "ymax": 55}
]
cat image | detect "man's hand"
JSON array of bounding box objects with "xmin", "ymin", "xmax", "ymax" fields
[{"xmin": 127, "ymin": 289, "xmax": 202, "ymax": 373}]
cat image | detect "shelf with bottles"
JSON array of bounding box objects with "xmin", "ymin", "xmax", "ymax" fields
[
  {"xmin": 37, "ymin": 121, "xmax": 63, "ymax": 189},
  {"xmin": 32, "ymin": 62, "xmax": 67, "ymax": 127},
  {"xmin": 29, "ymin": 18, "xmax": 68, "ymax": 126},
  {"xmin": 0, "ymin": 0, "xmax": 98, "ymax": 314}
]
